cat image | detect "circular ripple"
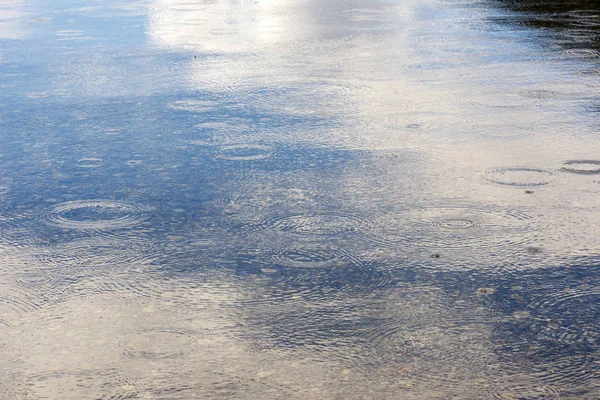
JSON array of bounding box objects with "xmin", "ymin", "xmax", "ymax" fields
[
  {"xmin": 24, "ymin": 240, "xmax": 161, "ymax": 272},
  {"xmin": 119, "ymin": 328, "xmax": 200, "ymax": 360},
  {"xmin": 367, "ymin": 206, "xmax": 535, "ymax": 250},
  {"xmin": 168, "ymin": 99, "xmax": 216, "ymax": 113},
  {"xmin": 6, "ymin": 268, "xmax": 72, "ymax": 302},
  {"xmin": 19, "ymin": 369, "xmax": 136, "ymax": 400},
  {"xmin": 527, "ymin": 289, "xmax": 600, "ymax": 347},
  {"xmin": 74, "ymin": 158, "xmax": 103, "ymax": 168},
  {"xmin": 44, "ymin": 200, "xmax": 146, "ymax": 230},
  {"xmin": 217, "ymin": 144, "xmax": 272, "ymax": 161},
  {"xmin": 0, "ymin": 293, "xmax": 44, "ymax": 327},
  {"xmin": 350, "ymin": 287, "xmax": 500, "ymax": 396},
  {"xmin": 564, "ymin": 48, "xmax": 600, "ymax": 59},
  {"xmin": 433, "ymin": 218, "xmax": 478, "ymax": 230},
  {"xmin": 485, "ymin": 167, "xmax": 555, "ymax": 187},
  {"xmin": 531, "ymin": 354, "xmax": 599, "ymax": 394},
  {"xmin": 263, "ymin": 213, "xmax": 368, "ymax": 237},
  {"xmin": 270, "ymin": 246, "xmax": 359, "ymax": 269},
  {"xmin": 560, "ymin": 160, "xmax": 600, "ymax": 175}
]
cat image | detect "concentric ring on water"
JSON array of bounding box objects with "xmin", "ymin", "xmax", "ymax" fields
[
  {"xmin": 485, "ymin": 167, "xmax": 555, "ymax": 187},
  {"xmin": 17, "ymin": 369, "xmax": 136, "ymax": 400},
  {"xmin": 433, "ymin": 218, "xmax": 478, "ymax": 230},
  {"xmin": 263, "ymin": 212, "xmax": 369, "ymax": 237},
  {"xmin": 563, "ymin": 48, "xmax": 600, "ymax": 59},
  {"xmin": 74, "ymin": 157, "xmax": 104, "ymax": 168},
  {"xmin": 270, "ymin": 245, "xmax": 359, "ymax": 269},
  {"xmin": 118, "ymin": 328, "xmax": 200, "ymax": 360},
  {"xmin": 217, "ymin": 144, "xmax": 272, "ymax": 161},
  {"xmin": 560, "ymin": 160, "xmax": 600, "ymax": 175},
  {"xmin": 44, "ymin": 200, "xmax": 146, "ymax": 230},
  {"xmin": 527, "ymin": 289, "xmax": 600, "ymax": 347},
  {"xmin": 366, "ymin": 206, "xmax": 535, "ymax": 251}
]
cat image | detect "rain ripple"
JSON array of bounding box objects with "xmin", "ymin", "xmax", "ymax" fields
[
  {"xmin": 260, "ymin": 212, "xmax": 371, "ymax": 238},
  {"xmin": 117, "ymin": 328, "xmax": 204, "ymax": 360},
  {"xmin": 269, "ymin": 244, "xmax": 360, "ymax": 270},
  {"xmin": 42, "ymin": 200, "xmax": 149, "ymax": 230},
  {"xmin": 5, "ymin": 369, "xmax": 138, "ymax": 400},
  {"xmin": 485, "ymin": 167, "xmax": 555, "ymax": 187},
  {"xmin": 366, "ymin": 205, "xmax": 537, "ymax": 252},
  {"xmin": 527, "ymin": 288, "xmax": 600, "ymax": 348},
  {"xmin": 560, "ymin": 160, "xmax": 600, "ymax": 175}
]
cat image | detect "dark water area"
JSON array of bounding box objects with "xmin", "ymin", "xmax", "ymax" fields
[{"xmin": 1, "ymin": 0, "xmax": 600, "ymax": 398}]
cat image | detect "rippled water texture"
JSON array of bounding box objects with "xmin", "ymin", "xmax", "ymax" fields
[{"xmin": 1, "ymin": 0, "xmax": 600, "ymax": 398}]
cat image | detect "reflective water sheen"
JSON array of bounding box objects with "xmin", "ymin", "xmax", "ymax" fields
[{"xmin": 1, "ymin": 0, "xmax": 600, "ymax": 398}]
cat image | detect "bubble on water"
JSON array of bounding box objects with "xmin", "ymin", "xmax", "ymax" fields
[
  {"xmin": 477, "ymin": 287, "xmax": 496, "ymax": 295},
  {"xmin": 74, "ymin": 158, "xmax": 103, "ymax": 168},
  {"xmin": 560, "ymin": 160, "xmax": 600, "ymax": 175},
  {"xmin": 43, "ymin": 200, "xmax": 148, "ymax": 230},
  {"xmin": 485, "ymin": 167, "xmax": 555, "ymax": 187}
]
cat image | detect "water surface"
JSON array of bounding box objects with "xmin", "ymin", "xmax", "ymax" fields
[{"xmin": 1, "ymin": 0, "xmax": 600, "ymax": 398}]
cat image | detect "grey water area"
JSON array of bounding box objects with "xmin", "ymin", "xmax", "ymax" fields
[{"xmin": 1, "ymin": 0, "xmax": 600, "ymax": 398}]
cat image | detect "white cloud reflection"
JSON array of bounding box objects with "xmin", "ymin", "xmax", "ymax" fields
[{"xmin": 0, "ymin": 0, "xmax": 26, "ymax": 39}]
